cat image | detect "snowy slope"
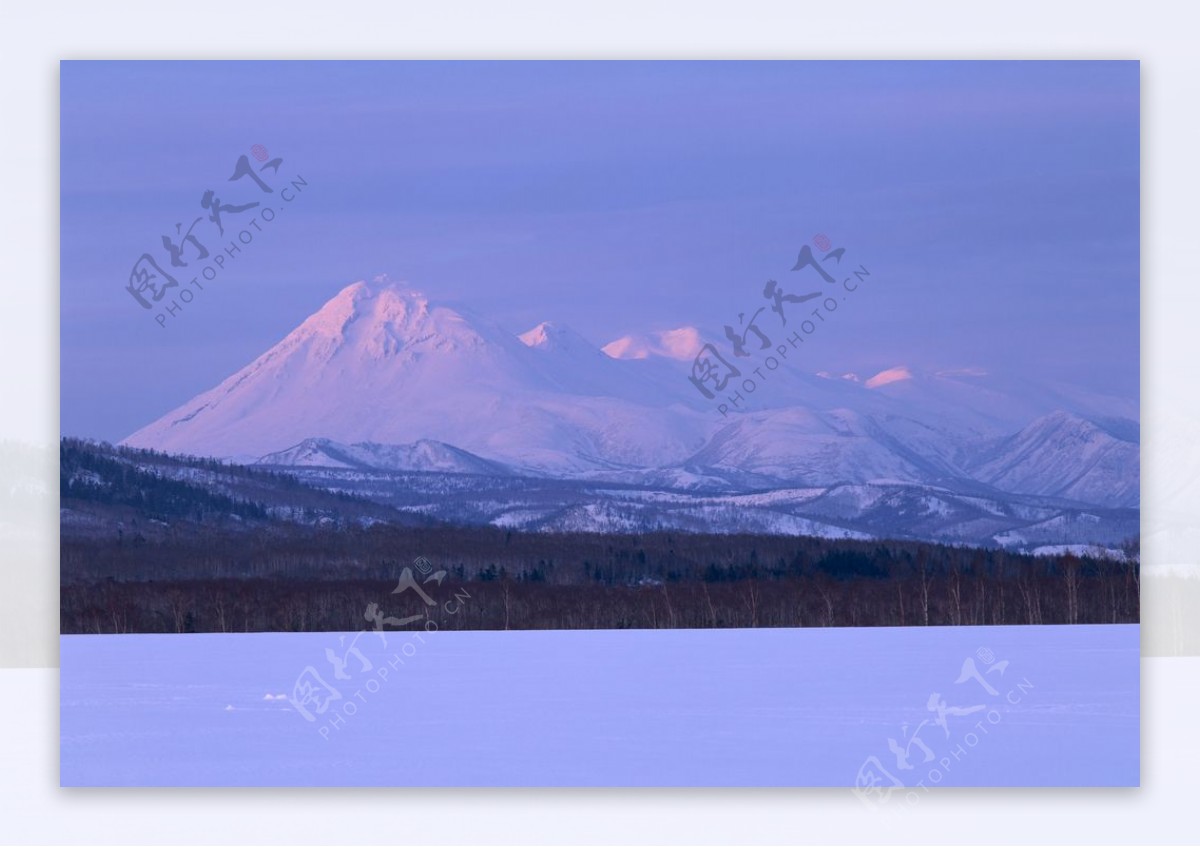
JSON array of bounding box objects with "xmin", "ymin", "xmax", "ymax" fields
[
  {"xmin": 122, "ymin": 278, "xmax": 1139, "ymax": 522},
  {"xmin": 601, "ymin": 326, "xmax": 703, "ymax": 361},
  {"xmin": 123, "ymin": 280, "xmax": 710, "ymax": 474},
  {"xmin": 257, "ymin": 437, "xmax": 513, "ymax": 476},
  {"xmin": 966, "ymin": 411, "xmax": 1140, "ymax": 507}
]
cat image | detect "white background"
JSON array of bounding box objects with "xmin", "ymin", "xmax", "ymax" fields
[{"xmin": 1, "ymin": 0, "xmax": 1198, "ymax": 843}]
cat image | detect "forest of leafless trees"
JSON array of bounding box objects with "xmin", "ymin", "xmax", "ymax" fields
[{"xmin": 60, "ymin": 522, "xmax": 1139, "ymax": 633}]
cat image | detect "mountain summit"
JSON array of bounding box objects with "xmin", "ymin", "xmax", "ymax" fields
[
  {"xmin": 123, "ymin": 280, "xmax": 709, "ymax": 470},
  {"xmin": 123, "ymin": 279, "xmax": 1138, "ymax": 512}
]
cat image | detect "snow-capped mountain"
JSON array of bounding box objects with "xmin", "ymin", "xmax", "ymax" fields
[
  {"xmin": 122, "ymin": 278, "xmax": 1139, "ymax": 543},
  {"xmin": 602, "ymin": 327, "xmax": 703, "ymax": 361},
  {"xmin": 123, "ymin": 280, "xmax": 711, "ymax": 473}
]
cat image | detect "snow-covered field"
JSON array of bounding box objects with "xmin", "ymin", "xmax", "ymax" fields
[{"xmin": 60, "ymin": 625, "xmax": 1138, "ymax": 787}]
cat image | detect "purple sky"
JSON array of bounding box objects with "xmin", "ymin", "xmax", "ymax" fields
[{"xmin": 61, "ymin": 61, "xmax": 1139, "ymax": 442}]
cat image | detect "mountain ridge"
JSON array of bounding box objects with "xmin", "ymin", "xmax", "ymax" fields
[{"xmin": 121, "ymin": 279, "xmax": 1139, "ymax": 530}]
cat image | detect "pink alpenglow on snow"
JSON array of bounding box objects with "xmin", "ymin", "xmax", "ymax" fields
[{"xmin": 120, "ymin": 278, "xmax": 1139, "ymax": 517}]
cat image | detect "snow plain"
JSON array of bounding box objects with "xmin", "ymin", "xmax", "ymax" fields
[{"xmin": 60, "ymin": 624, "xmax": 1138, "ymax": 787}]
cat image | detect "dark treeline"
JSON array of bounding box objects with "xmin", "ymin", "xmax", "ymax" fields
[
  {"xmin": 61, "ymin": 439, "xmax": 272, "ymax": 523},
  {"xmin": 60, "ymin": 438, "xmax": 429, "ymax": 534},
  {"xmin": 61, "ymin": 522, "xmax": 1139, "ymax": 632}
]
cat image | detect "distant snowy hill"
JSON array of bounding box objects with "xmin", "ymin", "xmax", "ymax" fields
[
  {"xmin": 257, "ymin": 437, "xmax": 512, "ymax": 476},
  {"xmin": 601, "ymin": 327, "xmax": 702, "ymax": 361},
  {"xmin": 966, "ymin": 411, "xmax": 1139, "ymax": 507},
  {"xmin": 121, "ymin": 278, "xmax": 1139, "ymax": 546}
]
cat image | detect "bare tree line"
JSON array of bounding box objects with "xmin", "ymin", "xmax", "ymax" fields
[{"xmin": 61, "ymin": 535, "xmax": 1138, "ymax": 633}]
